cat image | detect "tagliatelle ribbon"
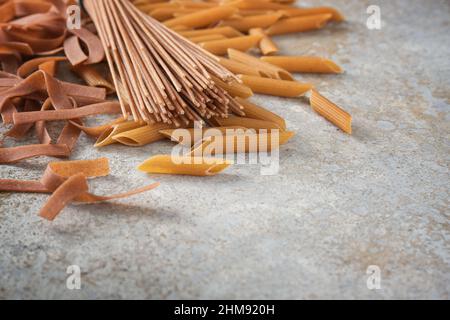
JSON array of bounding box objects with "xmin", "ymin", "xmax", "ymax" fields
[{"xmin": 0, "ymin": 158, "xmax": 160, "ymax": 221}]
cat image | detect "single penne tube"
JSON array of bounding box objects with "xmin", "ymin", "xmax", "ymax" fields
[
  {"xmin": 95, "ymin": 121, "xmax": 147, "ymax": 147},
  {"xmin": 260, "ymin": 56, "xmax": 343, "ymax": 74},
  {"xmin": 159, "ymin": 126, "xmax": 247, "ymax": 146},
  {"xmin": 138, "ymin": 155, "xmax": 232, "ymax": 176},
  {"xmin": 215, "ymin": 115, "xmax": 282, "ymax": 130},
  {"xmin": 164, "ymin": 6, "xmax": 237, "ymax": 28},
  {"xmin": 228, "ymin": 48, "xmax": 293, "ymax": 80},
  {"xmin": 309, "ymin": 89, "xmax": 352, "ymax": 134},
  {"xmin": 238, "ymin": 75, "xmax": 313, "ymax": 97},
  {"xmin": 188, "ymin": 34, "xmax": 227, "ymax": 44},
  {"xmin": 235, "ymin": 97, "xmax": 286, "ymax": 130},
  {"xmin": 189, "ymin": 130, "xmax": 295, "ymax": 155},
  {"xmin": 218, "ymin": 57, "xmax": 261, "ymax": 77},
  {"xmin": 200, "ymin": 35, "xmax": 262, "ymax": 56},
  {"xmin": 219, "ymin": 13, "xmax": 283, "ymax": 32},
  {"xmin": 212, "ymin": 75, "xmax": 253, "ymax": 98},
  {"xmin": 72, "ymin": 64, "xmax": 116, "ymax": 93},
  {"xmin": 249, "ymin": 28, "xmax": 279, "ymax": 55},
  {"xmin": 279, "ymin": 7, "xmax": 345, "ymax": 22},
  {"xmin": 112, "ymin": 123, "xmax": 174, "ymax": 147},
  {"xmin": 266, "ymin": 14, "xmax": 332, "ymax": 35},
  {"xmin": 70, "ymin": 117, "xmax": 127, "ymax": 138},
  {"xmin": 179, "ymin": 26, "xmax": 243, "ymax": 38}
]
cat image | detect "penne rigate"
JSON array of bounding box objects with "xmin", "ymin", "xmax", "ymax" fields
[
  {"xmin": 200, "ymin": 35, "xmax": 262, "ymax": 55},
  {"xmin": 212, "ymin": 75, "xmax": 254, "ymax": 98},
  {"xmin": 112, "ymin": 123, "xmax": 175, "ymax": 147},
  {"xmin": 215, "ymin": 115, "xmax": 283, "ymax": 130},
  {"xmin": 228, "ymin": 48, "xmax": 293, "ymax": 80},
  {"xmin": 95, "ymin": 121, "xmax": 147, "ymax": 147},
  {"xmin": 235, "ymin": 97, "xmax": 287, "ymax": 130},
  {"xmin": 164, "ymin": 6, "xmax": 237, "ymax": 28},
  {"xmin": 138, "ymin": 155, "xmax": 232, "ymax": 176},
  {"xmin": 179, "ymin": 26, "xmax": 243, "ymax": 38},
  {"xmin": 72, "ymin": 64, "xmax": 116, "ymax": 93},
  {"xmin": 218, "ymin": 13, "xmax": 283, "ymax": 32},
  {"xmin": 159, "ymin": 126, "xmax": 247, "ymax": 146},
  {"xmin": 249, "ymin": 28, "xmax": 279, "ymax": 55},
  {"xmin": 218, "ymin": 57, "xmax": 261, "ymax": 77},
  {"xmin": 188, "ymin": 130, "xmax": 295, "ymax": 155},
  {"xmin": 309, "ymin": 90, "xmax": 352, "ymax": 134},
  {"xmin": 239, "ymin": 75, "xmax": 313, "ymax": 97},
  {"xmin": 279, "ymin": 7, "xmax": 345, "ymax": 22},
  {"xmin": 266, "ymin": 14, "xmax": 332, "ymax": 36},
  {"xmin": 260, "ymin": 56, "xmax": 343, "ymax": 74}
]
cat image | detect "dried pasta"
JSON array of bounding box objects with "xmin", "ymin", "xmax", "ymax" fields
[
  {"xmin": 138, "ymin": 155, "xmax": 232, "ymax": 176},
  {"xmin": 239, "ymin": 75, "xmax": 313, "ymax": 97},
  {"xmin": 260, "ymin": 56, "xmax": 343, "ymax": 74},
  {"xmin": 266, "ymin": 14, "xmax": 332, "ymax": 36},
  {"xmin": 200, "ymin": 35, "xmax": 262, "ymax": 55},
  {"xmin": 309, "ymin": 90, "xmax": 352, "ymax": 134}
]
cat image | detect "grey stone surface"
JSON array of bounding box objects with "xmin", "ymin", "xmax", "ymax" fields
[{"xmin": 0, "ymin": 0, "xmax": 449, "ymax": 299}]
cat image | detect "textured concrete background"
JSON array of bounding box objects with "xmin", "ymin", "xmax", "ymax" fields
[{"xmin": 0, "ymin": 0, "xmax": 449, "ymax": 299}]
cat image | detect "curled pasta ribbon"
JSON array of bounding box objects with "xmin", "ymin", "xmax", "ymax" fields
[
  {"xmin": 138, "ymin": 155, "xmax": 232, "ymax": 177},
  {"xmin": 64, "ymin": 28, "xmax": 105, "ymax": 66},
  {"xmin": 0, "ymin": 158, "xmax": 160, "ymax": 221}
]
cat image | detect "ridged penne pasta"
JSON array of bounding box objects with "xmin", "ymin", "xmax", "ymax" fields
[
  {"xmin": 215, "ymin": 115, "xmax": 282, "ymax": 130},
  {"xmin": 138, "ymin": 155, "xmax": 232, "ymax": 176},
  {"xmin": 249, "ymin": 28, "xmax": 279, "ymax": 55},
  {"xmin": 200, "ymin": 35, "xmax": 262, "ymax": 55},
  {"xmin": 188, "ymin": 34, "xmax": 227, "ymax": 44},
  {"xmin": 72, "ymin": 64, "xmax": 116, "ymax": 93},
  {"xmin": 219, "ymin": 13, "xmax": 282, "ymax": 32},
  {"xmin": 159, "ymin": 126, "xmax": 247, "ymax": 146},
  {"xmin": 212, "ymin": 75, "xmax": 253, "ymax": 98},
  {"xmin": 228, "ymin": 49, "xmax": 293, "ymax": 80},
  {"xmin": 179, "ymin": 26, "xmax": 243, "ymax": 38},
  {"xmin": 164, "ymin": 6, "xmax": 237, "ymax": 28},
  {"xmin": 239, "ymin": 75, "xmax": 313, "ymax": 97},
  {"xmin": 235, "ymin": 97, "xmax": 286, "ymax": 130},
  {"xmin": 218, "ymin": 57, "xmax": 261, "ymax": 77},
  {"xmin": 260, "ymin": 56, "xmax": 343, "ymax": 74},
  {"xmin": 189, "ymin": 130, "xmax": 295, "ymax": 155},
  {"xmin": 95, "ymin": 121, "xmax": 146, "ymax": 147},
  {"xmin": 279, "ymin": 7, "xmax": 345, "ymax": 22},
  {"xmin": 112, "ymin": 123, "xmax": 174, "ymax": 147},
  {"xmin": 309, "ymin": 90, "xmax": 352, "ymax": 134},
  {"xmin": 266, "ymin": 14, "xmax": 332, "ymax": 35}
]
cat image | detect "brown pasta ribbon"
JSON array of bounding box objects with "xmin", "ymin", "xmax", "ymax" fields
[{"xmin": 0, "ymin": 158, "xmax": 160, "ymax": 221}]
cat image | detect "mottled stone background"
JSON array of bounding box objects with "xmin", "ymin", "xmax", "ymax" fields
[{"xmin": 0, "ymin": 0, "xmax": 449, "ymax": 299}]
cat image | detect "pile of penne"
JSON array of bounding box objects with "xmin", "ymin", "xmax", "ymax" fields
[
  {"xmin": 126, "ymin": 0, "xmax": 352, "ymax": 176},
  {"xmin": 129, "ymin": 0, "xmax": 352, "ymax": 132}
]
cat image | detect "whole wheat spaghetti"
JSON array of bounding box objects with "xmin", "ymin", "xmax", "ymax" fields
[{"xmin": 83, "ymin": 0, "xmax": 244, "ymax": 125}]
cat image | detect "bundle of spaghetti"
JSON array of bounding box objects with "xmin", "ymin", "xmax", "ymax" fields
[
  {"xmin": 83, "ymin": 0, "xmax": 245, "ymax": 125},
  {"xmin": 0, "ymin": 158, "xmax": 160, "ymax": 220}
]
